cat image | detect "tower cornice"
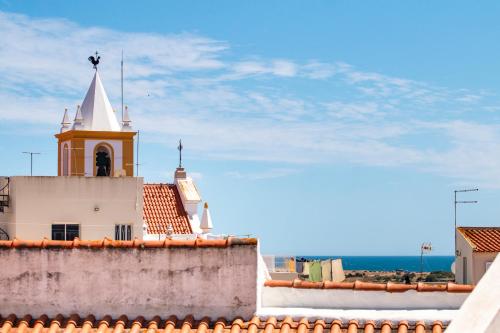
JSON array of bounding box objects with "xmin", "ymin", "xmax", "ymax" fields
[{"xmin": 55, "ymin": 130, "xmax": 137, "ymax": 141}]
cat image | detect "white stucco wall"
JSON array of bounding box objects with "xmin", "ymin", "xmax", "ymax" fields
[
  {"xmin": 84, "ymin": 140, "xmax": 123, "ymax": 176},
  {"xmin": 455, "ymin": 232, "xmax": 474, "ymax": 284},
  {"xmin": 0, "ymin": 244, "xmax": 258, "ymax": 319},
  {"xmin": 262, "ymin": 287, "xmax": 469, "ymax": 310},
  {"xmin": 471, "ymin": 252, "xmax": 497, "ymax": 285},
  {"xmin": 0, "ymin": 176, "xmax": 143, "ymax": 240},
  {"xmin": 455, "ymin": 232, "xmax": 497, "ymax": 285}
]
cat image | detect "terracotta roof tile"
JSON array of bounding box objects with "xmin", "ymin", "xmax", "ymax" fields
[
  {"xmin": 457, "ymin": 226, "xmax": 500, "ymax": 252},
  {"xmin": 143, "ymin": 184, "xmax": 192, "ymax": 234},
  {"xmin": 0, "ymin": 237, "xmax": 257, "ymax": 249},
  {"xmin": 264, "ymin": 279, "xmax": 474, "ymax": 293},
  {"xmin": 0, "ymin": 316, "xmax": 450, "ymax": 333}
]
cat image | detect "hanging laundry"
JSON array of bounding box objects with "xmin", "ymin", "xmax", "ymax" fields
[
  {"xmin": 321, "ymin": 259, "xmax": 332, "ymax": 281},
  {"xmin": 288, "ymin": 257, "xmax": 296, "ymax": 272},
  {"xmin": 331, "ymin": 258, "xmax": 346, "ymax": 282},
  {"xmin": 303, "ymin": 261, "xmax": 311, "ymax": 275},
  {"xmin": 296, "ymin": 260, "xmax": 304, "ymax": 274},
  {"xmin": 308, "ymin": 261, "xmax": 322, "ymax": 282}
]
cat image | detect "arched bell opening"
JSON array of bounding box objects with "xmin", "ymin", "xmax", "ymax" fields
[{"xmin": 94, "ymin": 143, "xmax": 114, "ymax": 177}]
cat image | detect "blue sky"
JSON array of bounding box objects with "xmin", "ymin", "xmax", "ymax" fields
[{"xmin": 1, "ymin": 1, "xmax": 499, "ymax": 255}]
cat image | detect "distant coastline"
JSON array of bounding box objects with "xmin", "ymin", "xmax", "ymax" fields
[{"xmin": 299, "ymin": 255, "xmax": 454, "ymax": 272}]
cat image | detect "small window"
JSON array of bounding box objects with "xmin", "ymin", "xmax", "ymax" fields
[
  {"xmin": 52, "ymin": 224, "xmax": 80, "ymax": 240},
  {"xmin": 115, "ymin": 224, "xmax": 132, "ymax": 240},
  {"xmin": 486, "ymin": 261, "xmax": 492, "ymax": 271}
]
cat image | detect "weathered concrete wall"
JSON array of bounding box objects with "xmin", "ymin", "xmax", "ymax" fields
[
  {"xmin": 0, "ymin": 176, "xmax": 143, "ymax": 240},
  {"xmin": 0, "ymin": 245, "xmax": 258, "ymax": 319}
]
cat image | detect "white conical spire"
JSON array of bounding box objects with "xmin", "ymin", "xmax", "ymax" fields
[
  {"xmin": 121, "ymin": 105, "xmax": 133, "ymax": 131},
  {"xmin": 200, "ymin": 202, "xmax": 213, "ymax": 234},
  {"xmin": 60, "ymin": 108, "xmax": 71, "ymax": 133},
  {"xmin": 79, "ymin": 71, "xmax": 121, "ymax": 131},
  {"xmin": 72, "ymin": 105, "xmax": 84, "ymax": 130}
]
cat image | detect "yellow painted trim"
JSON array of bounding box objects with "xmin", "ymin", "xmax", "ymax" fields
[
  {"xmin": 70, "ymin": 139, "xmax": 85, "ymax": 176},
  {"xmin": 62, "ymin": 144, "xmax": 69, "ymax": 176},
  {"xmin": 93, "ymin": 142, "xmax": 115, "ymax": 177},
  {"xmin": 55, "ymin": 130, "xmax": 136, "ymax": 141},
  {"xmin": 122, "ymin": 139, "xmax": 134, "ymax": 176},
  {"xmin": 57, "ymin": 141, "xmax": 61, "ymax": 176}
]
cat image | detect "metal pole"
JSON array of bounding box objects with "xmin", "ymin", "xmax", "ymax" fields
[
  {"xmin": 453, "ymin": 188, "xmax": 478, "ymax": 281},
  {"xmin": 22, "ymin": 152, "xmax": 40, "ymax": 176},
  {"xmin": 136, "ymin": 130, "xmax": 140, "ymax": 177},
  {"xmin": 454, "ymin": 191, "xmax": 457, "ymax": 256},
  {"xmin": 121, "ymin": 50, "xmax": 124, "ymax": 123},
  {"xmin": 420, "ymin": 247, "xmax": 423, "ymax": 277}
]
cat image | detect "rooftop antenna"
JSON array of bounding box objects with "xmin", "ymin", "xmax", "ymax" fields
[
  {"xmin": 22, "ymin": 151, "xmax": 41, "ymax": 176},
  {"xmin": 454, "ymin": 189, "xmax": 478, "ymax": 260},
  {"xmin": 88, "ymin": 51, "xmax": 100, "ymax": 70},
  {"xmin": 177, "ymin": 139, "xmax": 183, "ymax": 168},
  {"xmin": 121, "ymin": 49, "xmax": 124, "ymax": 123},
  {"xmin": 136, "ymin": 130, "xmax": 140, "ymax": 177},
  {"xmin": 420, "ymin": 242, "xmax": 432, "ymax": 277}
]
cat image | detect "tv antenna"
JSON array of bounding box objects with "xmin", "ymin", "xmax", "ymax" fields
[
  {"xmin": 22, "ymin": 151, "xmax": 41, "ymax": 176},
  {"xmin": 121, "ymin": 50, "xmax": 124, "ymax": 123},
  {"xmin": 454, "ymin": 189, "xmax": 478, "ymax": 257},
  {"xmin": 420, "ymin": 242, "xmax": 432, "ymax": 276}
]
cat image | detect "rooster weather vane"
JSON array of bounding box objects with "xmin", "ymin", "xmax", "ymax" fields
[{"xmin": 88, "ymin": 51, "xmax": 100, "ymax": 69}]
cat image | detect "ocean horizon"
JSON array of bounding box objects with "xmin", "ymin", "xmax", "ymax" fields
[{"xmin": 299, "ymin": 255, "xmax": 455, "ymax": 272}]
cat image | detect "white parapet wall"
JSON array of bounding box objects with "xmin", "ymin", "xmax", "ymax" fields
[
  {"xmin": 0, "ymin": 240, "xmax": 258, "ymax": 319},
  {"xmin": 262, "ymin": 286, "xmax": 469, "ymax": 310}
]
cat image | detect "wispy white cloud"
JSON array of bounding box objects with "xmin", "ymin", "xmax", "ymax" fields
[
  {"xmin": 2, "ymin": 11, "xmax": 500, "ymax": 187},
  {"xmin": 226, "ymin": 168, "xmax": 299, "ymax": 180}
]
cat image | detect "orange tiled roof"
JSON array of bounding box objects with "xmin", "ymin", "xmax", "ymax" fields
[
  {"xmin": 457, "ymin": 226, "xmax": 500, "ymax": 252},
  {"xmin": 143, "ymin": 183, "xmax": 192, "ymax": 234},
  {"xmin": 0, "ymin": 237, "xmax": 257, "ymax": 249},
  {"xmin": 0, "ymin": 314, "xmax": 447, "ymax": 333},
  {"xmin": 265, "ymin": 279, "xmax": 474, "ymax": 293}
]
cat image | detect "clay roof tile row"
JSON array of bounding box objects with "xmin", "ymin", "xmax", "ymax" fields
[
  {"xmin": 264, "ymin": 279, "xmax": 474, "ymax": 293},
  {"xmin": 0, "ymin": 315, "xmax": 446, "ymax": 333},
  {"xmin": 0, "ymin": 237, "xmax": 257, "ymax": 249},
  {"xmin": 457, "ymin": 226, "xmax": 500, "ymax": 252},
  {"xmin": 143, "ymin": 184, "xmax": 192, "ymax": 235}
]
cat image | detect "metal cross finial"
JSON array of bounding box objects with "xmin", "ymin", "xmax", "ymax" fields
[{"xmin": 177, "ymin": 139, "xmax": 183, "ymax": 168}]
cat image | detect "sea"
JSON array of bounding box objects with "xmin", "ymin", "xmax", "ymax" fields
[{"xmin": 298, "ymin": 256, "xmax": 455, "ymax": 272}]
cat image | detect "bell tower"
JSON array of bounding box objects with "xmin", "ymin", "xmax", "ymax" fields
[{"xmin": 55, "ymin": 54, "xmax": 136, "ymax": 177}]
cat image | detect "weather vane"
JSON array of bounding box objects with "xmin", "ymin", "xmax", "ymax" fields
[
  {"xmin": 88, "ymin": 51, "xmax": 100, "ymax": 70},
  {"xmin": 177, "ymin": 139, "xmax": 183, "ymax": 168}
]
